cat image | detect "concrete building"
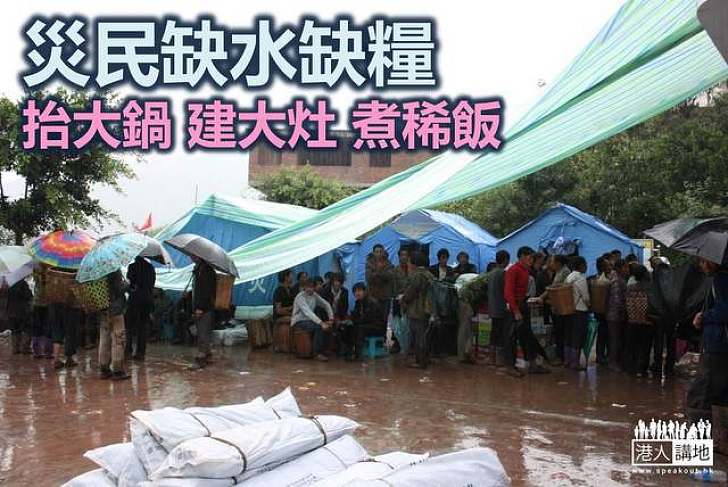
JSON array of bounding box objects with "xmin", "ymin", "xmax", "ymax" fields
[{"xmin": 248, "ymin": 131, "xmax": 433, "ymax": 187}]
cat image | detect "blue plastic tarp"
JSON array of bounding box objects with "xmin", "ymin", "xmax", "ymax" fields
[{"xmin": 154, "ymin": 194, "xmax": 336, "ymax": 307}]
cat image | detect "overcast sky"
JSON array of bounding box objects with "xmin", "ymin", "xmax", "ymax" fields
[{"xmin": 0, "ymin": 0, "xmax": 624, "ymax": 233}]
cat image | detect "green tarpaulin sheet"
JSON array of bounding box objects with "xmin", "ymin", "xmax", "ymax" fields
[{"xmin": 156, "ymin": 0, "xmax": 728, "ymax": 291}]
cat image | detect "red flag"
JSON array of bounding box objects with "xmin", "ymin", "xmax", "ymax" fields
[{"xmin": 134, "ymin": 213, "xmax": 153, "ymax": 233}]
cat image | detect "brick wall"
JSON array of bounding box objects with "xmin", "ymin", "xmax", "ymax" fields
[{"xmin": 249, "ymin": 143, "xmax": 435, "ymax": 187}]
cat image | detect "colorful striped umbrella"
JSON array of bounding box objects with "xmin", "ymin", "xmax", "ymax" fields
[
  {"xmin": 77, "ymin": 233, "xmax": 149, "ymax": 283},
  {"xmin": 29, "ymin": 230, "xmax": 96, "ymax": 270}
]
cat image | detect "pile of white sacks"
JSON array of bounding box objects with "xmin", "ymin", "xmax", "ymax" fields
[{"xmin": 62, "ymin": 388, "xmax": 510, "ymax": 487}]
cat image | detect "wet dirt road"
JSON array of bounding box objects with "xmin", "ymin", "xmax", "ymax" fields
[{"xmin": 0, "ymin": 341, "xmax": 719, "ymax": 486}]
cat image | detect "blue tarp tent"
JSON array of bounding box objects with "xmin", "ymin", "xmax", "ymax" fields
[
  {"xmin": 154, "ymin": 194, "xmax": 335, "ymax": 312},
  {"xmin": 350, "ymin": 209, "xmax": 498, "ymax": 285},
  {"xmin": 496, "ymin": 203, "xmax": 642, "ymax": 274}
]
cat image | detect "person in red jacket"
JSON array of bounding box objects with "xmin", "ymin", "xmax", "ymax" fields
[{"xmin": 503, "ymin": 246, "xmax": 550, "ymax": 377}]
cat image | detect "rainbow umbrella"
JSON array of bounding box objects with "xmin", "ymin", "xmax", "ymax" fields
[
  {"xmin": 29, "ymin": 230, "xmax": 96, "ymax": 270},
  {"xmin": 77, "ymin": 233, "xmax": 148, "ymax": 283}
]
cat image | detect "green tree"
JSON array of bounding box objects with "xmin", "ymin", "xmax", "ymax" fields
[
  {"xmin": 0, "ymin": 226, "xmax": 13, "ymax": 245},
  {"xmin": 441, "ymin": 161, "xmax": 578, "ymax": 237},
  {"xmin": 0, "ymin": 89, "xmax": 134, "ymax": 244},
  {"xmin": 252, "ymin": 167, "xmax": 356, "ymax": 209}
]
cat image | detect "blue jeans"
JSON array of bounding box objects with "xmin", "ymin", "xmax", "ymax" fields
[{"xmin": 294, "ymin": 320, "xmax": 325, "ymax": 355}]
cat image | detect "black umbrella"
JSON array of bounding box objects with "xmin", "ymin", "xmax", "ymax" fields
[
  {"xmin": 164, "ymin": 234, "xmax": 239, "ymax": 277},
  {"xmin": 139, "ymin": 237, "xmax": 174, "ymax": 265},
  {"xmin": 644, "ymin": 216, "xmax": 728, "ymax": 264}
]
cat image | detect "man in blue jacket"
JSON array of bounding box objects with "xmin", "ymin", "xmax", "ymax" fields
[{"xmin": 686, "ymin": 258, "xmax": 728, "ymax": 423}]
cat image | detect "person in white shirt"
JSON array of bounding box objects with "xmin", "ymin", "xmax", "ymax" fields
[
  {"xmin": 565, "ymin": 256, "xmax": 590, "ymax": 370},
  {"xmin": 291, "ymin": 280, "xmax": 334, "ymax": 361}
]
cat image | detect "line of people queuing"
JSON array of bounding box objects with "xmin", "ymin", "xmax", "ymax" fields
[
  {"xmin": 458, "ymin": 246, "xmax": 720, "ymax": 390},
  {"xmin": 460, "ymin": 246, "xmax": 687, "ymax": 379},
  {"xmin": 524, "ymin": 249, "xmax": 677, "ymax": 378},
  {"xmin": 268, "ymin": 242, "xmax": 718, "ymax": 387}
]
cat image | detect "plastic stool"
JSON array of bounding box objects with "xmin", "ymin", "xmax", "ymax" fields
[{"xmin": 363, "ymin": 336, "xmax": 387, "ymax": 359}]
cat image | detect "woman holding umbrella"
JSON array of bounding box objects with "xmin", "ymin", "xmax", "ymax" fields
[
  {"xmin": 644, "ymin": 217, "xmax": 728, "ymax": 422},
  {"xmin": 30, "ymin": 230, "xmax": 96, "ymax": 369},
  {"xmin": 77, "ymin": 232, "xmax": 168, "ymax": 380}
]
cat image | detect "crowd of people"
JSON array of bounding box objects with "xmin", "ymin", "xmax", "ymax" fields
[
  {"xmin": 3, "ymin": 240, "xmax": 728, "ymax": 422},
  {"xmin": 488, "ymin": 247, "xmax": 681, "ymax": 379},
  {"xmin": 269, "ymin": 246, "xmax": 483, "ymax": 364},
  {"xmin": 269, "ymin": 242, "xmax": 722, "ymax": 403},
  {"xmin": 2, "ymin": 255, "xmax": 157, "ymax": 380}
]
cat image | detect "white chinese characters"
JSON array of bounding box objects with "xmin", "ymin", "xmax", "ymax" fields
[{"xmin": 22, "ymin": 16, "xmax": 439, "ymax": 90}]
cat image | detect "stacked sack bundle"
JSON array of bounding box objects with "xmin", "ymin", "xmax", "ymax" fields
[{"xmin": 62, "ymin": 388, "xmax": 511, "ymax": 487}]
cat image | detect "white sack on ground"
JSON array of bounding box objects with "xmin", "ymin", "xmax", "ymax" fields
[
  {"xmin": 343, "ymin": 448, "xmax": 510, "ymax": 487},
  {"xmin": 131, "ymin": 418, "xmax": 168, "ymax": 477},
  {"xmin": 132, "ymin": 397, "xmax": 271, "ymax": 452},
  {"xmin": 132, "ymin": 388, "xmax": 301, "ymax": 474},
  {"xmin": 236, "ymin": 435, "xmax": 368, "ymax": 487},
  {"xmin": 61, "ymin": 469, "xmax": 116, "ymax": 487},
  {"xmin": 83, "ymin": 442, "xmax": 148, "ymax": 487},
  {"xmin": 140, "ymin": 454, "xmax": 290, "ymax": 486},
  {"xmin": 311, "ymin": 451, "xmax": 429, "ymax": 487},
  {"xmin": 152, "ymin": 415, "xmax": 359, "ymax": 480},
  {"xmin": 140, "ymin": 479, "xmax": 235, "ymax": 487},
  {"xmin": 264, "ymin": 387, "xmax": 303, "ymax": 417}
]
